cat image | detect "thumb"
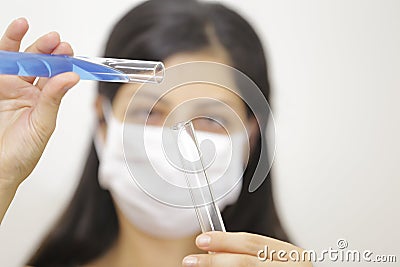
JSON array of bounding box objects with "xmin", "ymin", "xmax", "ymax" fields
[{"xmin": 31, "ymin": 72, "xmax": 80, "ymax": 138}]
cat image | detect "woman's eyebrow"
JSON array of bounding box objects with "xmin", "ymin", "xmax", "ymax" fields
[
  {"xmin": 192, "ymin": 99, "xmax": 237, "ymax": 109},
  {"xmin": 132, "ymin": 90, "xmax": 239, "ymax": 108},
  {"xmin": 135, "ymin": 90, "xmax": 170, "ymax": 105}
]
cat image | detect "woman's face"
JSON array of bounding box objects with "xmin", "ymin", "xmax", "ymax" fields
[{"xmin": 101, "ymin": 49, "xmax": 252, "ymax": 136}]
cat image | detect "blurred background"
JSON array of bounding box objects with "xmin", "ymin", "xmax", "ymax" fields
[{"xmin": 0, "ymin": 0, "xmax": 399, "ymax": 266}]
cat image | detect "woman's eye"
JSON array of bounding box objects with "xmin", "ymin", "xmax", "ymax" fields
[
  {"xmin": 148, "ymin": 109, "xmax": 163, "ymax": 118},
  {"xmin": 193, "ymin": 117, "xmax": 229, "ymax": 134},
  {"xmin": 126, "ymin": 108, "xmax": 165, "ymax": 124},
  {"xmin": 144, "ymin": 109, "xmax": 164, "ymax": 123}
]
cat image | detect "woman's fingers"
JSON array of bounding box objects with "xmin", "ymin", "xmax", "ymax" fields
[
  {"xmin": 30, "ymin": 72, "xmax": 79, "ymax": 137},
  {"xmin": 0, "ymin": 18, "xmax": 68, "ymax": 85},
  {"xmin": 0, "ymin": 17, "xmax": 29, "ymax": 51},
  {"xmin": 186, "ymin": 232, "xmax": 312, "ymax": 267},
  {"xmin": 182, "ymin": 253, "xmax": 279, "ymax": 267},
  {"xmin": 24, "ymin": 31, "xmax": 61, "ymax": 54},
  {"xmin": 195, "ymin": 232, "xmax": 301, "ymax": 261},
  {"xmin": 22, "ymin": 31, "xmax": 63, "ymax": 83},
  {"xmin": 35, "ymin": 41, "xmax": 75, "ymax": 89}
]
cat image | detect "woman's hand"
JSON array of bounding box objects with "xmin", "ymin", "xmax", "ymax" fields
[
  {"xmin": 183, "ymin": 231, "xmax": 313, "ymax": 266},
  {"xmin": 0, "ymin": 18, "xmax": 79, "ymax": 222}
]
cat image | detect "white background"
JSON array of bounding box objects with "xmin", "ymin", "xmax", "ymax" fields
[{"xmin": 0, "ymin": 0, "xmax": 399, "ymax": 266}]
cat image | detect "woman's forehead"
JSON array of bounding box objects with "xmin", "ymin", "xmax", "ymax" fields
[
  {"xmin": 113, "ymin": 51, "xmax": 245, "ymax": 113},
  {"xmin": 117, "ymin": 83, "xmax": 243, "ymax": 105}
]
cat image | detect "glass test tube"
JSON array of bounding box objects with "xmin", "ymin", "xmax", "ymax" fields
[
  {"xmin": 75, "ymin": 56, "xmax": 164, "ymax": 83},
  {"xmin": 172, "ymin": 121, "xmax": 226, "ymax": 233},
  {"xmin": 0, "ymin": 51, "xmax": 164, "ymax": 84}
]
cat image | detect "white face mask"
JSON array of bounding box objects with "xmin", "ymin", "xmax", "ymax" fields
[{"xmin": 97, "ymin": 115, "xmax": 245, "ymax": 239}]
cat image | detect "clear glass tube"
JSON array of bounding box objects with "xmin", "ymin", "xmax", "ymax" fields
[
  {"xmin": 0, "ymin": 51, "xmax": 164, "ymax": 84},
  {"xmin": 75, "ymin": 56, "xmax": 164, "ymax": 83},
  {"xmin": 171, "ymin": 121, "xmax": 226, "ymax": 233}
]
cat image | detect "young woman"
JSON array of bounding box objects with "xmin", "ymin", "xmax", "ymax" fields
[{"xmin": 0, "ymin": 0, "xmax": 311, "ymax": 266}]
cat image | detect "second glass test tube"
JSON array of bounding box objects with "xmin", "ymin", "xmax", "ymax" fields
[{"xmin": 172, "ymin": 121, "xmax": 226, "ymax": 233}]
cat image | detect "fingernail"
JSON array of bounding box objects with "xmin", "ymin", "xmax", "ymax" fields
[
  {"xmin": 15, "ymin": 17, "xmax": 26, "ymax": 22},
  {"xmin": 196, "ymin": 234, "xmax": 211, "ymax": 248},
  {"xmin": 183, "ymin": 256, "xmax": 198, "ymax": 267},
  {"xmin": 47, "ymin": 31, "xmax": 60, "ymax": 39}
]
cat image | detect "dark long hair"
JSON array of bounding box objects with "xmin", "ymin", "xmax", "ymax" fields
[{"xmin": 29, "ymin": 0, "xmax": 288, "ymax": 266}]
